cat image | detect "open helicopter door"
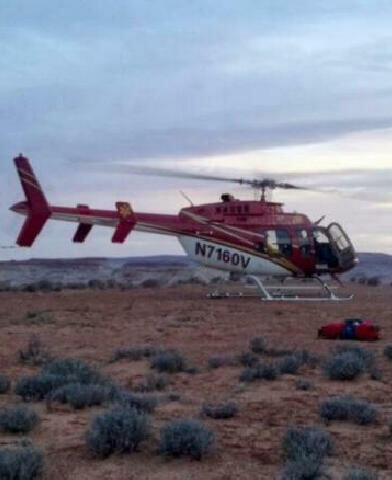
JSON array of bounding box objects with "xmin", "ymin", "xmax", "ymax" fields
[{"xmin": 326, "ymin": 223, "xmax": 357, "ymax": 271}]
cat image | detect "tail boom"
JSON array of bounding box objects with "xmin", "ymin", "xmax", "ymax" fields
[{"xmin": 10, "ymin": 154, "xmax": 182, "ymax": 248}]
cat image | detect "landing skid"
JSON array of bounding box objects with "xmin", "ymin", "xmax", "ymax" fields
[{"xmin": 207, "ymin": 276, "xmax": 354, "ymax": 302}]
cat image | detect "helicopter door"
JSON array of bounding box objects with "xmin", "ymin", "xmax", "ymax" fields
[
  {"xmin": 296, "ymin": 229, "xmax": 311, "ymax": 257},
  {"xmin": 313, "ymin": 228, "xmax": 339, "ymax": 269},
  {"xmin": 326, "ymin": 222, "xmax": 357, "ymax": 270}
]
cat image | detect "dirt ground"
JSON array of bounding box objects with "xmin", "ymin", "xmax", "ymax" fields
[{"xmin": 0, "ymin": 283, "xmax": 392, "ymax": 479}]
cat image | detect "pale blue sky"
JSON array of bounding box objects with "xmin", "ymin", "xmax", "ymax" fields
[{"xmin": 1, "ymin": 1, "xmax": 392, "ymax": 259}]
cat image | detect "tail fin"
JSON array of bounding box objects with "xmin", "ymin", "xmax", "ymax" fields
[
  {"xmin": 14, "ymin": 154, "xmax": 49, "ymax": 211},
  {"xmin": 13, "ymin": 154, "xmax": 51, "ymax": 247}
]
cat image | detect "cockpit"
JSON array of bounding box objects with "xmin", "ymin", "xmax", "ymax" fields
[{"xmin": 313, "ymin": 223, "xmax": 357, "ymax": 271}]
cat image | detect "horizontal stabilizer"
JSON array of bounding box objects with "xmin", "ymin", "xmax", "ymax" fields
[
  {"xmin": 112, "ymin": 202, "xmax": 135, "ymax": 243},
  {"xmin": 73, "ymin": 223, "xmax": 93, "ymax": 243}
]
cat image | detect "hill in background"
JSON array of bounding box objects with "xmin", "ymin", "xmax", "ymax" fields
[{"xmin": 0, "ymin": 252, "xmax": 391, "ymax": 290}]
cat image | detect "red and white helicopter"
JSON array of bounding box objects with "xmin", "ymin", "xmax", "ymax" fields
[{"xmin": 10, "ymin": 154, "xmax": 358, "ymax": 301}]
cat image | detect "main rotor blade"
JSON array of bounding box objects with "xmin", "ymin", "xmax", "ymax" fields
[
  {"xmin": 106, "ymin": 163, "xmax": 392, "ymax": 203},
  {"xmin": 110, "ymin": 164, "xmax": 245, "ymax": 184},
  {"xmin": 108, "ymin": 164, "xmax": 313, "ymax": 191}
]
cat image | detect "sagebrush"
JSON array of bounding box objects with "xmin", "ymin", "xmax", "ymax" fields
[
  {"xmin": 320, "ymin": 396, "xmax": 377, "ymax": 425},
  {"xmin": 282, "ymin": 426, "xmax": 333, "ymax": 462},
  {"xmin": 160, "ymin": 419, "xmax": 214, "ymax": 460},
  {"xmin": 202, "ymin": 401, "xmax": 238, "ymax": 419},
  {"xmin": 343, "ymin": 467, "xmax": 378, "ymax": 479},
  {"xmin": 115, "ymin": 391, "xmax": 158, "ymax": 413},
  {"xmin": 0, "ymin": 374, "xmax": 11, "ymax": 394},
  {"xmin": 0, "ymin": 405, "xmax": 39, "ymax": 433},
  {"xmin": 0, "ymin": 441, "xmax": 43, "ymax": 480},
  {"xmin": 49, "ymin": 383, "xmax": 112, "ymax": 409},
  {"xmin": 323, "ymin": 352, "xmax": 365, "ymax": 381},
  {"xmin": 150, "ymin": 349, "xmax": 188, "ymax": 373},
  {"xmin": 86, "ymin": 406, "xmax": 149, "ymax": 458}
]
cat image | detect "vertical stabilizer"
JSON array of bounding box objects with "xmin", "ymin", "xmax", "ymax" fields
[{"xmin": 13, "ymin": 154, "xmax": 51, "ymax": 247}]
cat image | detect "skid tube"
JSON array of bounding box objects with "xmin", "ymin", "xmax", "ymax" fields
[{"xmin": 207, "ymin": 276, "xmax": 354, "ymax": 302}]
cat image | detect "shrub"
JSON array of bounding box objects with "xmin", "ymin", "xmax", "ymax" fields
[
  {"xmin": 141, "ymin": 279, "xmax": 160, "ymax": 288},
  {"xmin": 37, "ymin": 279, "xmax": 56, "ymax": 291},
  {"xmin": 207, "ymin": 355, "xmax": 235, "ymax": 369},
  {"xmin": 333, "ymin": 346, "xmax": 374, "ymax": 369},
  {"xmin": 281, "ymin": 454, "xmax": 327, "ymax": 479},
  {"xmin": 238, "ymin": 351, "xmax": 259, "ymax": 367},
  {"xmin": 367, "ymin": 277, "xmax": 380, "ymax": 287},
  {"xmin": 319, "ymin": 396, "xmax": 377, "ymax": 425},
  {"xmin": 113, "ymin": 345, "xmax": 157, "ymax": 362},
  {"xmin": 113, "ymin": 347, "xmax": 146, "ymax": 361},
  {"xmin": 239, "ymin": 363, "xmax": 278, "ymax": 383},
  {"xmin": 115, "ymin": 392, "xmax": 158, "ymax": 413},
  {"xmin": 15, "ymin": 358, "xmax": 109, "ymax": 402},
  {"xmin": 369, "ymin": 366, "xmax": 383, "ymax": 381},
  {"xmin": 257, "ymin": 363, "xmax": 278, "ymax": 380},
  {"xmin": 202, "ymin": 401, "xmax": 238, "ymax": 419},
  {"xmin": 135, "ymin": 373, "xmax": 169, "ymax": 392},
  {"xmin": 239, "ymin": 367, "xmax": 257, "ymax": 383},
  {"xmin": 323, "ymin": 352, "xmax": 365, "ymax": 381},
  {"xmin": 344, "ymin": 468, "xmax": 378, "ymax": 480},
  {"xmin": 150, "ymin": 349, "xmax": 188, "ymax": 373},
  {"xmin": 42, "ymin": 358, "xmax": 104, "ymax": 385},
  {"xmin": 49, "ymin": 383, "xmax": 112, "ymax": 409},
  {"xmin": 0, "ymin": 441, "xmax": 43, "ymax": 480},
  {"xmin": 15, "ymin": 374, "xmax": 65, "ymax": 401},
  {"xmin": 86, "ymin": 406, "xmax": 149, "ymax": 458},
  {"xmin": 249, "ymin": 336, "xmax": 268, "ymax": 354},
  {"xmin": 65, "ymin": 282, "xmax": 86, "ymax": 290},
  {"xmin": 167, "ymin": 392, "xmax": 181, "ymax": 402},
  {"xmin": 383, "ymin": 345, "xmax": 392, "ymax": 360},
  {"xmin": 282, "ymin": 426, "xmax": 333, "ymax": 462},
  {"xmin": 18, "ymin": 335, "xmax": 51, "ymax": 366},
  {"xmin": 294, "ymin": 349, "xmax": 320, "ymax": 367},
  {"xmin": 0, "ymin": 374, "xmax": 11, "ymax": 394},
  {"xmin": 265, "ymin": 347, "xmax": 295, "ymax": 357},
  {"xmin": 88, "ymin": 279, "xmax": 106, "ymax": 289},
  {"xmin": 295, "ymin": 379, "xmax": 314, "ymax": 391},
  {"xmin": 160, "ymin": 419, "xmax": 214, "ymax": 460},
  {"xmin": 279, "ymin": 355, "xmax": 302, "ymax": 375},
  {"xmin": 0, "ymin": 405, "xmax": 39, "ymax": 433}
]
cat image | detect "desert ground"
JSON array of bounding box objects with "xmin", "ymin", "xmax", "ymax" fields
[{"xmin": 0, "ymin": 282, "xmax": 392, "ymax": 479}]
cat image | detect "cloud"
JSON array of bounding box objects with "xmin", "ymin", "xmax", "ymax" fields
[{"xmin": 2, "ymin": 1, "xmax": 392, "ymax": 258}]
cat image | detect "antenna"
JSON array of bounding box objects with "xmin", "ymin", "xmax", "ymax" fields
[{"xmin": 179, "ymin": 190, "xmax": 194, "ymax": 206}]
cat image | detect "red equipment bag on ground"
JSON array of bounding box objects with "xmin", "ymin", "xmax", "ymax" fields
[
  {"xmin": 318, "ymin": 318, "xmax": 380, "ymax": 341},
  {"xmin": 318, "ymin": 323, "xmax": 344, "ymax": 340},
  {"xmin": 355, "ymin": 323, "xmax": 380, "ymax": 341}
]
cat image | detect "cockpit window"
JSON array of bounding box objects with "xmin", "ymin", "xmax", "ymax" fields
[{"xmin": 266, "ymin": 229, "xmax": 292, "ymax": 258}]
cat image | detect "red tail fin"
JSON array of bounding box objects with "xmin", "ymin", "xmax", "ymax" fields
[
  {"xmin": 13, "ymin": 154, "xmax": 51, "ymax": 247},
  {"xmin": 14, "ymin": 154, "xmax": 49, "ymax": 210}
]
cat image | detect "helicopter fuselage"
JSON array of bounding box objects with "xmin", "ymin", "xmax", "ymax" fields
[{"xmin": 10, "ymin": 155, "xmax": 357, "ymax": 279}]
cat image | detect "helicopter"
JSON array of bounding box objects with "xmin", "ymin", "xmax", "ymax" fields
[{"xmin": 10, "ymin": 154, "xmax": 358, "ymax": 301}]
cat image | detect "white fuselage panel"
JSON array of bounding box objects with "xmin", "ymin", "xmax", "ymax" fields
[{"xmin": 178, "ymin": 236, "xmax": 290, "ymax": 276}]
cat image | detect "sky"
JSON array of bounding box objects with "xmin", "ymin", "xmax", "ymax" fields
[{"xmin": 1, "ymin": 0, "xmax": 392, "ymax": 260}]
